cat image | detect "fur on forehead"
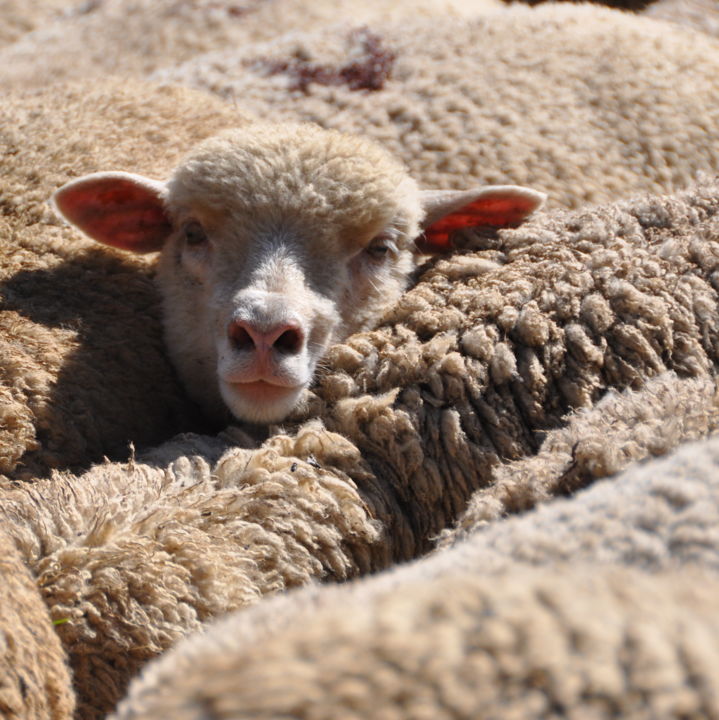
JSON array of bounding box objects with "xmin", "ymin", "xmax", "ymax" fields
[{"xmin": 166, "ymin": 123, "xmax": 423, "ymax": 243}]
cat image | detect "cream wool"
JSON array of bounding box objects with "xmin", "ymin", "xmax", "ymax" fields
[
  {"xmin": 0, "ymin": 0, "xmax": 69, "ymax": 47},
  {"xmin": 0, "ymin": 525, "xmax": 74, "ymax": 720},
  {"xmin": 644, "ymin": 0, "xmax": 719, "ymax": 38},
  {"xmin": 5, "ymin": 180, "xmax": 719, "ymax": 718},
  {"xmin": 438, "ymin": 371, "xmax": 719, "ymax": 543},
  {"xmin": 0, "ymin": 0, "xmax": 501, "ymax": 89},
  {"xmin": 113, "ymin": 433, "xmax": 719, "ymax": 720},
  {"xmin": 0, "ymin": 427, "xmax": 381, "ymax": 719},
  {"xmin": 3, "ymin": 373, "xmax": 717, "ymax": 720}
]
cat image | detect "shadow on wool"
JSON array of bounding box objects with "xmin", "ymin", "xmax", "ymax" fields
[{"xmin": 1, "ymin": 248, "xmax": 216, "ymax": 481}]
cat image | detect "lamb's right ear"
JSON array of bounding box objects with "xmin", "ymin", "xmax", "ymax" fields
[
  {"xmin": 52, "ymin": 172, "xmax": 172, "ymax": 253},
  {"xmin": 416, "ymin": 185, "xmax": 547, "ymax": 254}
]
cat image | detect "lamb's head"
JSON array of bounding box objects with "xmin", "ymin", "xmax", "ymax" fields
[{"xmin": 53, "ymin": 124, "xmax": 544, "ymax": 424}]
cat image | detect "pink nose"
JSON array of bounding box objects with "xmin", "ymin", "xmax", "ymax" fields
[{"xmin": 228, "ymin": 319, "xmax": 305, "ymax": 357}]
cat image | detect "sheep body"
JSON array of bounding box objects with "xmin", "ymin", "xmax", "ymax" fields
[
  {"xmin": 0, "ymin": 0, "xmax": 500, "ymax": 89},
  {"xmin": 156, "ymin": 4, "xmax": 719, "ymax": 209},
  {"xmin": 113, "ymin": 431, "xmax": 719, "ymax": 719},
  {"xmin": 0, "ymin": 525, "xmax": 74, "ymax": 720},
  {"xmin": 2, "ymin": 373, "xmax": 717, "ymax": 717}
]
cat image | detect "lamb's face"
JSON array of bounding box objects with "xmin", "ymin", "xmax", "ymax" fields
[
  {"xmin": 158, "ymin": 126, "xmax": 422, "ymax": 424},
  {"xmin": 53, "ymin": 123, "xmax": 545, "ymax": 425}
]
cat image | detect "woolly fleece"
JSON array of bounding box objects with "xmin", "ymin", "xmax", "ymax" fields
[
  {"xmin": 0, "ymin": 525, "xmax": 74, "ymax": 720},
  {"xmin": 0, "ymin": 426, "xmax": 381, "ymax": 719},
  {"xmin": 6, "ymin": 175, "xmax": 719, "ymax": 716},
  {"xmin": 2, "ymin": 373, "xmax": 715, "ymax": 720},
  {"xmin": 113, "ymin": 433, "xmax": 719, "ymax": 719},
  {"xmin": 439, "ymin": 371, "xmax": 719, "ymax": 543},
  {"xmin": 0, "ymin": 80, "xmax": 245, "ymax": 480},
  {"xmin": 155, "ymin": 3, "xmax": 719, "ymax": 209},
  {"xmin": 645, "ymin": 0, "xmax": 719, "ymax": 38},
  {"xmin": 0, "ymin": 0, "xmax": 70, "ymax": 47},
  {"xmin": 0, "ymin": 0, "xmax": 500, "ymax": 89}
]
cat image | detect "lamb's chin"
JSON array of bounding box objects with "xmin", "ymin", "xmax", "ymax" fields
[{"xmin": 219, "ymin": 379, "xmax": 306, "ymax": 424}]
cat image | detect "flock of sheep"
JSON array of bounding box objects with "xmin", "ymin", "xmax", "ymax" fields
[{"xmin": 3, "ymin": 0, "xmax": 719, "ymax": 718}]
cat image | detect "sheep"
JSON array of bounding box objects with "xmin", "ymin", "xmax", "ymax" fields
[
  {"xmin": 155, "ymin": 3, "xmax": 719, "ymax": 209},
  {"xmin": 0, "ymin": 78, "xmax": 246, "ymax": 481},
  {"xmin": 0, "ymin": 524, "xmax": 75, "ymax": 720},
  {"xmin": 53, "ymin": 123, "xmax": 545, "ymax": 424},
  {"xmin": 2, "ymin": 373, "xmax": 715, "ymax": 720},
  {"xmin": 112, "ymin": 431, "xmax": 719, "ymax": 720},
  {"xmin": 6, "ymin": 174, "xmax": 719, "ymax": 717},
  {"xmin": 0, "ymin": 0, "xmax": 501, "ymax": 90}
]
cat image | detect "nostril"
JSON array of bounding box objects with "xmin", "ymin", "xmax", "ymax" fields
[
  {"xmin": 228, "ymin": 322, "xmax": 255, "ymax": 351},
  {"xmin": 273, "ymin": 326, "xmax": 303, "ymax": 355}
]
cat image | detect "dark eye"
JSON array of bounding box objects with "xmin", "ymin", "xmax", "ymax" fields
[
  {"xmin": 183, "ymin": 220, "xmax": 208, "ymax": 247},
  {"xmin": 364, "ymin": 234, "xmax": 396, "ymax": 261}
]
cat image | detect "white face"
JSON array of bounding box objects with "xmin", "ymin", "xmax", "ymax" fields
[{"xmin": 156, "ymin": 211, "xmax": 414, "ymax": 425}]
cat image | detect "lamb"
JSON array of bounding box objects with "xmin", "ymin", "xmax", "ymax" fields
[
  {"xmin": 0, "ymin": 78, "xmax": 245, "ymax": 481},
  {"xmin": 0, "ymin": 524, "xmax": 74, "ymax": 720},
  {"xmin": 6, "ymin": 175, "xmax": 719, "ymax": 717},
  {"xmin": 112, "ymin": 431, "xmax": 719, "ymax": 720},
  {"xmin": 156, "ymin": 3, "xmax": 719, "ymax": 209},
  {"xmin": 53, "ymin": 123, "xmax": 544, "ymax": 424}
]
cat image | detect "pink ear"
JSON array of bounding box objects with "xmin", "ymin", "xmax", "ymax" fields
[
  {"xmin": 417, "ymin": 186, "xmax": 546, "ymax": 254},
  {"xmin": 53, "ymin": 172, "xmax": 172, "ymax": 253}
]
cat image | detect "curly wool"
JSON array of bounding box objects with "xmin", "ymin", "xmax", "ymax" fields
[
  {"xmin": 0, "ymin": 79, "xmax": 245, "ymax": 480},
  {"xmin": 280, "ymin": 177, "xmax": 719, "ymax": 560},
  {"xmin": 6, "ymin": 180, "xmax": 719, "ymax": 718},
  {"xmin": 157, "ymin": 4, "xmax": 719, "ymax": 209},
  {"xmin": 0, "ymin": 426, "xmax": 381, "ymax": 720},
  {"xmin": 6, "ymin": 372, "xmax": 715, "ymax": 720},
  {"xmin": 438, "ymin": 371, "xmax": 719, "ymax": 543},
  {"xmin": 113, "ymin": 433, "xmax": 719, "ymax": 720},
  {"xmin": 0, "ymin": 525, "xmax": 74, "ymax": 720}
]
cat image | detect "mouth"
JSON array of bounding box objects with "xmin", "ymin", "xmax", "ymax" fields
[{"xmin": 228, "ymin": 379, "xmax": 300, "ymax": 404}]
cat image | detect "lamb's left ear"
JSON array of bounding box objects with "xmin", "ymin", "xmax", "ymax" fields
[
  {"xmin": 52, "ymin": 172, "xmax": 172, "ymax": 253},
  {"xmin": 416, "ymin": 185, "xmax": 547, "ymax": 253}
]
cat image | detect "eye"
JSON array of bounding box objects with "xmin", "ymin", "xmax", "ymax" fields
[
  {"xmin": 364, "ymin": 233, "xmax": 397, "ymax": 261},
  {"xmin": 183, "ymin": 220, "xmax": 208, "ymax": 247}
]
